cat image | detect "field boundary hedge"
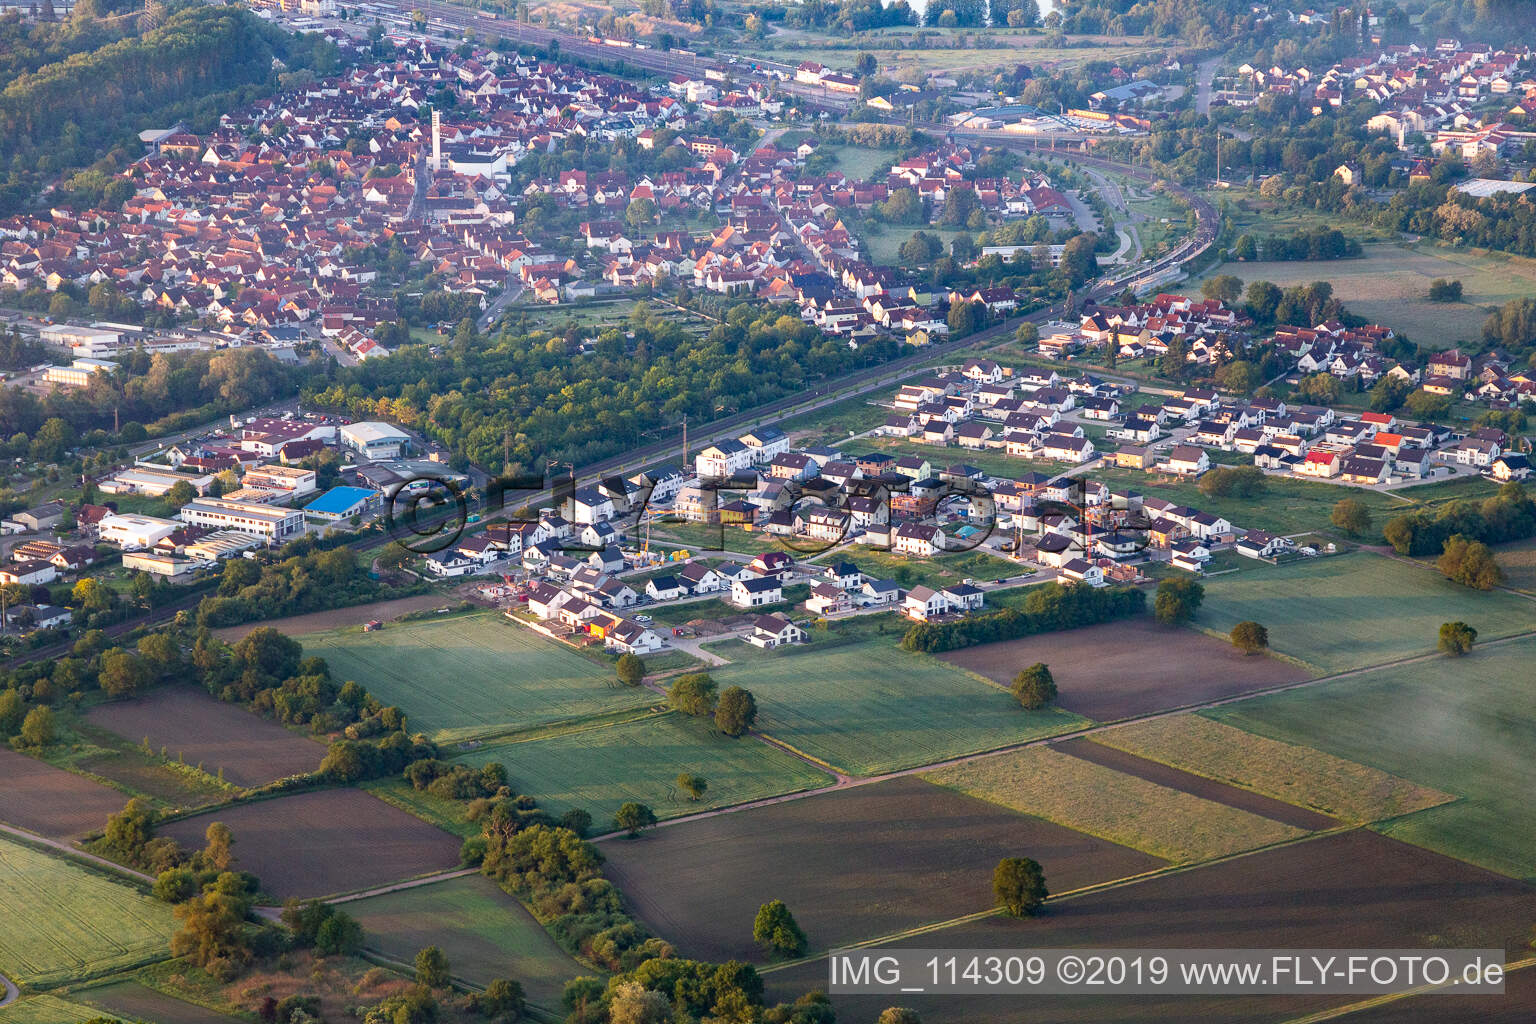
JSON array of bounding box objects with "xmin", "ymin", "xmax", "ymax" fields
[{"xmin": 900, "ymin": 584, "xmax": 1146, "ymax": 652}]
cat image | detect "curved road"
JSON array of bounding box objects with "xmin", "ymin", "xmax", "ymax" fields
[{"xmin": 0, "ymin": 972, "xmax": 15, "ymax": 1009}]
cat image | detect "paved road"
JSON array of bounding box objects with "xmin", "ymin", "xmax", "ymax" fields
[
  {"xmin": 1196, "ymin": 55, "xmax": 1221, "ymax": 116},
  {"xmin": 0, "ymin": 972, "xmax": 16, "ymax": 1009}
]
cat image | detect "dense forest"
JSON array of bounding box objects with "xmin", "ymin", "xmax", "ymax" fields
[
  {"xmin": 0, "ymin": 4, "xmax": 341, "ymax": 212},
  {"xmin": 306, "ymin": 303, "xmax": 906, "ymax": 475},
  {"xmin": 0, "ymin": 347, "xmax": 303, "ymax": 446}
]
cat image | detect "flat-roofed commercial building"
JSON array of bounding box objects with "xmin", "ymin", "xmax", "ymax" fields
[
  {"xmin": 43, "ymin": 357, "xmax": 117, "ymax": 388},
  {"xmin": 178, "ymin": 497, "xmax": 303, "ymax": 542},
  {"xmin": 122, "ymin": 551, "xmax": 206, "ymax": 579},
  {"xmin": 241, "ymin": 465, "xmax": 318, "ymax": 496},
  {"xmin": 98, "ymin": 513, "xmax": 180, "ymax": 550},
  {"xmin": 340, "ymin": 421, "xmax": 412, "ymax": 460},
  {"xmin": 40, "ymin": 324, "xmax": 124, "ymax": 357},
  {"xmin": 100, "ymin": 466, "xmax": 213, "ymax": 497}
]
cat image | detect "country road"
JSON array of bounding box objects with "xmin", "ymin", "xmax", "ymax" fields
[{"xmin": 0, "ymin": 821, "xmax": 154, "ymax": 885}]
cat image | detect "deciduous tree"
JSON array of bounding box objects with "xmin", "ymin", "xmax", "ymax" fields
[
  {"xmin": 1011, "ymin": 663, "xmax": 1057, "ymax": 709},
  {"xmin": 1438, "ymin": 620, "xmax": 1477, "ymax": 656},
  {"xmin": 1230, "ymin": 620, "xmax": 1269, "ymax": 654},
  {"xmin": 714, "ymin": 685, "xmax": 757, "ymax": 737},
  {"xmin": 614, "ymin": 801, "xmax": 657, "ymax": 837},
  {"xmin": 1331, "ymin": 498, "xmax": 1372, "ymax": 537},
  {"xmin": 993, "ymin": 857, "xmax": 1048, "ymax": 917},
  {"xmin": 415, "ymin": 944, "xmax": 451, "ymax": 988},
  {"xmin": 667, "ymin": 672, "xmax": 717, "ymax": 715},
  {"xmin": 615, "ymin": 653, "xmax": 645, "ymax": 687},
  {"xmin": 753, "ymin": 899, "xmax": 807, "ymax": 958},
  {"xmin": 1153, "ymin": 577, "xmax": 1204, "ymax": 625}
]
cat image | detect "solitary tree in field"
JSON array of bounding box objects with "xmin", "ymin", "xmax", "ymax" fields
[
  {"xmin": 667, "ymin": 672, "xmax": 717, "ymax": 716},
  {"xmin": 615, "ymin": 653, "xmax": 646, "ymax": 687},
  {"xmin": 1331, "ymin": 498, "xmax": 1372, "ymax": 537},
  {"xmin": 1011, "ymin": 663, "xmax": 1057, "ymax": 710},
  {"xmin": 993, "ymin": 857, "xmax": 1048, "ymax": 917},
  {"xmin": 1153, "ymin": 578, "xmax": 1204, "ymax": 625},
  {"xmin": 1230, "ymin": 621, "xmax": 1269, "ymax": 655},
  {"xmin": 1438, "ymin": 621, "xmax": 1477, "ymax": 657},
  {"xmin": 753, "ymin": 899, "xmax": 807, "ymax": 958},
  {"xmin": 415, "ymin": 945, "xmax": 451, "ymax": 989},
  {"xmin": 614, "ymin": 801, "xmax": 658, "ymax": 837},
  {"xmin": 715, "ymin": 685, "xmax": 758, "ymax": 737},
  {"xmin": 675, "ymin": 772, "xmax": 708, "ymax": 802}
]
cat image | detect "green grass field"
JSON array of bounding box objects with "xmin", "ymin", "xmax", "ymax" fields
[
  {"xmin": 1195, "ymin": 235, "xmax": 1536, "ymax": 348},
  {"xmin": 865, "ymin": 226, "xmax": 970, "ymax": 266},
  {"xmin": 646, "ymin": 520, "xmax": 788, "ymax": 556},
  {"xmin": 829, "ymin": 144, "xmax": 894, "ymax": 183},
  {"xmin": 1207, "ymin": 634, "xmax": 1536, "ymax": 881},
  {"xmin": 1197, "ymin": 551, "xmax": 1535, "ymax": 674},
  {"xmin": 342, "ymin": 875, "xmax": 582, "ymax": 1003},
  {"xmin": 0, "ymin": 995, "xmax": 124, "ymax": 1024},
  {"xmin": 1090, "ymin": 465, "xmax": 1414, "ymax": 541},
  {"xmin": 302, "ymin": 613, "xmax": 650, "ymax": 744},
  {"xmin": 456, "ymin": 710, "xmax": 833, "ymax": 825},
  {"xmin": 860, "ymin": 435, "xmax": 1075, "ymax": 482},
  {"xmin": 924, "ymin": 746, "xmax": 1304, "ymax": 863},
  {"xmin": 815, "ymin": 547, "xmax": 1023, "ymax": 592},
  {"xmin": 1092, "ymin": 715, "xmax": 1455, "ymax": 824},
  {"xmin": 0, "ymin": 836, "xmax": 174, "ymax": 988},
  {"xmin": 707, "ymin": 633, "xmax": 1087, "ymax": 776},
  {"xmin": 773, "ymin": 391, "xmax": 897, "ymax": 446}
]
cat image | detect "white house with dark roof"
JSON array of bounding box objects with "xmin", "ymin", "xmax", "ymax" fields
[
  {"xmin": 892, "ymin": 522, "xmax": 944, "ymax": 556},
  {"xmin": 745, "ymin": 613, "xmax": 806, "ymax": 648},
  {"xmin": 902, "ymin": 584, "xmax": 950, "ymax": 620},
  {"xmin": 730, "ymin": 574, "xmax": 783, "ymax": 608}
]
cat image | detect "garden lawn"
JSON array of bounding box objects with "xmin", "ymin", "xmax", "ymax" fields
[
  {"xmin": 1207, "ymin": 633, "xmax": 1536, "ymax": 882},
  {"xmin": 708, "ymin": 634, "xmax": 1087, "ymax": 775},
  {"xmin": 815, "ymin": 547, "xmax": 1024, "ymax": 591},
  {"xmin": 646, "ymin": 520, "xmax": 788, "ymax": 556},
  {"xmin": 1089, "ymin": 465, "xmax": 1410, "ymax": 541},
  {"xmin": 1196, "ymin": 551, "xmax": 1535, "ymax": 673},
  {"xmin": 923, "ymin": 746, "xmax": 1305, "ymax": 863},
  {"xmin": 1091, "ymin": 715, "xmax": 1455, "ymax": 823},
  {"xmin": 455, "ymin": 710, "xmax": 833, "ymax": 825},
  {"xmin": 0, "ymin": 836, "xmax": 174, "ymax": 988},
  {"xmin": 300, "ymin": 612, "xmax": 649, "ymax": 743},
  {"xmin": 342, "ymin": 874, "xmax": 583, "ymax": 1004}
]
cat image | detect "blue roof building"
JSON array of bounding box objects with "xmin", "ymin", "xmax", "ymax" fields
[{"xmin": 304, "ymin": 486, "xmax": 379, "ymax": 520}]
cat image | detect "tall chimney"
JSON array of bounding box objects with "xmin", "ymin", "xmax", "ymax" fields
[{"xmin": 431, "ymin": 109, "xmax": 442, "ymax": 171}]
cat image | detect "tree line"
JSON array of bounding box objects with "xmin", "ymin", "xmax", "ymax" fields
[
  {"xmin": 901, "ymin": 582, "xmax": 1146, "ymax": 652},
  {"xmin": 1383, "ymin": 482, "xmax": 1536, "ymax": 557}
]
